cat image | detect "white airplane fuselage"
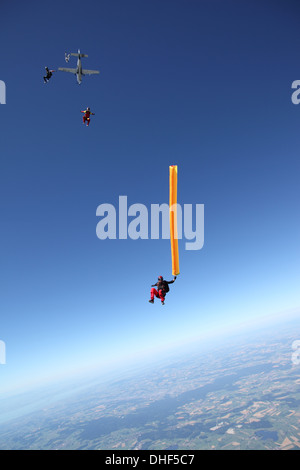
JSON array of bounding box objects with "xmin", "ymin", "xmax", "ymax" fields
[{"xmin": 76, "ymin": 50, "xmax": 83, "ymax": 84}]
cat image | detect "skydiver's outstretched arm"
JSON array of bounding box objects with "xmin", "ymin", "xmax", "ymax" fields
[{"xmin": 167, "ymin": 276, "xmax": 177, "ymax": 284}]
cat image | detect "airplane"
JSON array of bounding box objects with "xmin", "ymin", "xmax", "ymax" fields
[{"xmin": 58, "ymin": 49, "xmax": 99, "ymax": 84}]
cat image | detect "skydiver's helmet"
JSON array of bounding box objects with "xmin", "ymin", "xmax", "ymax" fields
[
  {"xmin": 87, "ymin": 107, "xmax": 90, "ymax": 111},
  {"xmin": 158, "ymin": 276, "xmax": 163, "ymax": 281}
]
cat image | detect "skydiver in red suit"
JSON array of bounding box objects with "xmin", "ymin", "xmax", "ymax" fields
[
  {"xmin": 81, "ymin": 107, "xmax": 95, "ymax": 126},
  {"xmin": 149, "ymin": 275, "xmax": 176, "ymax": 305}
]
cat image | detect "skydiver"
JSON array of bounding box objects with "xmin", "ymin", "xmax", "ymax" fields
[
  {"xmin": 81, "ymin": 107, "xmax": 95, "ymax": 126},
  {"xmin": 43, "ymin": 67, "xmax": 55, "ymax": 83},
  {"xmin": 65, "ymin": 52, "xmax": 70, "ymax": 63},
  {"xmin": 149, "ymin": 275, "xmax": 176, "ymax": 305}
]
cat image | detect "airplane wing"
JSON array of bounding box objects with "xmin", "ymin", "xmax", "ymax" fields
[
  {"xmin": 71, "ymin": 52, "xmax": 88, "ymax": 57},
  {"xmin": 82, "ymin": 69, "xmax": 100, "ymax": 75},
  {"xmin": 58, "ymin": 67, "xmax": 77, "ymax": 73}
]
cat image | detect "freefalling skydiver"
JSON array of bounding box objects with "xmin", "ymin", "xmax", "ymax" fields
[
  {"xmin": 149, "ymin": 275, "xmax": 176, "ymax": 305},
  {"xmin": 81, "ymin": 107, "xmax": 95, "ymax": 126},
  {"xmin": 43, "ymin": 67, "xmax": 55, "ymax": 83}
]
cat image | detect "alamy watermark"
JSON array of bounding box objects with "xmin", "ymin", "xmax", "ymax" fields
[
  {"xmin": 96, "ymin": 196, "xmax": 204, "ymax": 250},
  {"xmin": 291, "ymin": 340, "xmax": 300, "ymax": 365},
  {"xmin": 0, "ymin": 80, "xmax": 6, "ymax": 104},
  {"xmin": 291, "ymin": 80, "xmax": 300, "ymax": 104},
  {"xmin": 0, "ymin": 340, "xmax": 6, "ymax": 365}
]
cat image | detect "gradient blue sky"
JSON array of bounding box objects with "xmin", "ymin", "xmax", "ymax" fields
[{"xmin": 0, "ymin": 0, "xmax": 299, "ymax": 394}]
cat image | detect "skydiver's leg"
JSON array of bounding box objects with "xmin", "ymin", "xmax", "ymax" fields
[
  {"xmin": 158, "ymin": 289, "xmax": 165, "ymax": 303},
  {"xmin": 87, "ymin": 118, "xmax": 90, "ymax": 126},
  {"xmin": 83, "ymin": 116, "xmax": 86, "ymax": 124},
  {"xmin": 150, "ymin": 288, "xmax": 159, "ymax": 301}
]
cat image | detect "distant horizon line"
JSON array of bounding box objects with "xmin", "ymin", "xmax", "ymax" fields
[{"xmin": 1, "ymin": 305, "xmax": 299, "ymax": 401}]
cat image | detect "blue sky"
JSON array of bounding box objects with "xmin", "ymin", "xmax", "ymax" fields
[{"xmin": 0, "ymin": 0, "xmax": 300, "ymax": 394}]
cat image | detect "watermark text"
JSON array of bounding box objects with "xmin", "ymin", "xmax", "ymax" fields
[
  {"xmin": 96, "ymin": 196, "xmax": 204, "ymax": 250},
  {"xmin": 291, "ymin": 340, "xmax": 300, "ymax": 365},
  {"xmin": 0, "ymin": 340, "xmax": 6, "ymax": 365},
  {"xmin": 0, "ymin": 80, "xmax": 6, "ymax": 104}
]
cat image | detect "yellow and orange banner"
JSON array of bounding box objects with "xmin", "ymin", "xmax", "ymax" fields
[{"xmin": 169, "ymin": 165, "xmax": 180, "ymax": 276}]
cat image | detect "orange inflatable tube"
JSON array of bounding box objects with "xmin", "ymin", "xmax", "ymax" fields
[{"xmin": 169, "ymin": 165, "xmax": 180, "ymax": 276}]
